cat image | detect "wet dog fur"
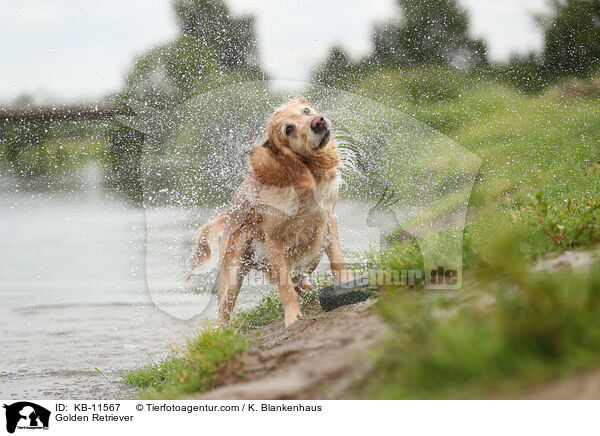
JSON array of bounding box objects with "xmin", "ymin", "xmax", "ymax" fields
[{"xmin": 188, "ymin": 97, "xmax": 348, "ymax": 327}]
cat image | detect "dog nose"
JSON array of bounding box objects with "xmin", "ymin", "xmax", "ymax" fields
[{"xmin": 311, "ymin": 116, "xmax": 326, "ymax": 132}]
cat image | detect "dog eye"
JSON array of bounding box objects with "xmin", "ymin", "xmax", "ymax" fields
[
  {"xmin": 303, "ymin": 107, "xmax": 310, "ymax": 115},
  {"xmin": 285, "ymin": 125, "xmax": 294, "ymax": 135}
]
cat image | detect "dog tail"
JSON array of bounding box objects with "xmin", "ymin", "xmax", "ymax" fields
[{"xmin": 185, "ymin": 210, "xmax": 228, "ymax": 282}]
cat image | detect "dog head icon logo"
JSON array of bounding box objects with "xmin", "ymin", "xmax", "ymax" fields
[{"xmin": 3, "ymin": 402, "xmax": 50, "ymax": 434}]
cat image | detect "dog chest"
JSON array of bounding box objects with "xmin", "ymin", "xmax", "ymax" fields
[{"xmin": 250, "ymin": 174, "xmax": 340, "ymax": 273}]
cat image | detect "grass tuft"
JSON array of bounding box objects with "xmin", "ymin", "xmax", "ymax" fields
[
  {"xmin": 121, "ymin": 357, "xmax": 177, "ymax": 392},
  {"xmin": 122, "ymin": 327, "xmax": 246, "ymax": 399},
  {"xmin": 231, "ymin": 293, "xmax": 284, "ymax": 332}
]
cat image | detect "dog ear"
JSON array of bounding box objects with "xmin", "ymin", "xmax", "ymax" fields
[
  {"xmin": 280, "ymin": 147, "xmax": 316, "ymax": 191},
  {"xmin": 251, "ymin": 142, "xmax": 315, "ymax": 191}
]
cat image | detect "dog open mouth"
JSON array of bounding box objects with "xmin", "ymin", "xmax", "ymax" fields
[{"xmin": 316, "ymin": 130, "xmax": 330, "ymax": 150}]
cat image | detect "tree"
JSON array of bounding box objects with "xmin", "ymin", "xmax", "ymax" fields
[
  {"xmin": 371, "ymin": 0, "xmax": 487, "ymax": 68},
  {"xmin": 173, "ymin": 0, "xmax": 262, "ymax": 73},
  {"xmin": 109, "ymin": 0, "xmax": 265, "ymax": 203},
  {"xmin": 122, "ymin": 0, "xmax": 264, "ymax": 108},
  {"xmin": 312, "ymin": 46, "xmax": 357, "ymax": 88},
  {"xmin": 541, "ymin": 0, "xmax": 600, "ymax": 78},
  {"xmin": 123, "ymin": 37, "xmax": 222, "ymax": 108},
  {"xmin": 495, "ymin": 53, "xmax": 547, "ymax": 94}
]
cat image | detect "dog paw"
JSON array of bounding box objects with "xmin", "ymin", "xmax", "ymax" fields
[{"xmin": 284, "ymin": 310, "xmax": 303, "ymax": 327}]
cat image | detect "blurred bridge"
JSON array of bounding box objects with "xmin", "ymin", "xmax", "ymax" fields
[
  {"xmin": 0, "ymin": 103, "xmax": 142, "ymax": 202},
  {"xmin": 0, "ymin": 104, "xmax": 122, "ymax": 122}
]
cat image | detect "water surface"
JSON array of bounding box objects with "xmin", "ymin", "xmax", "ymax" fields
[{"xmin": 0, "ymin": 184, "xmax": 379, "ymax": 399}]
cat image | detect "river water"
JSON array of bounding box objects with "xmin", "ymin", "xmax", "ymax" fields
[{"xmin": 0, "ymin": 176, "xmax": 380, "ymax": 399}]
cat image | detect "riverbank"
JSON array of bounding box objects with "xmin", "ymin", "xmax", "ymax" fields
[
  {"xmin": 205, "ymin": 261, "xmax": 600, "ymax": 400},
  {"xmin": 121, "ymin": 292, "xmax": 386, "ymax": 399},
  {"xmin": 199, "ymin": 299, "xmax": 384, "ymax": 400},
  {"xmin": 123, "ymin": 241, "xmax": 600, "ymax": 400}
]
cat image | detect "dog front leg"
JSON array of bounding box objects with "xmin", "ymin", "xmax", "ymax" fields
[
  {"xmin": 325, "ymin": 214, "xmax": 350, "ymax": 284},
  {"xmin": 265, "ymin": 237, "xmax": 302, "ymax": 327}
]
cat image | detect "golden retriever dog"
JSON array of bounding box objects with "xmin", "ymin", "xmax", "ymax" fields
[{"xmin": 187, "ymin": 97, "xmax": 348, "ymax": 326}]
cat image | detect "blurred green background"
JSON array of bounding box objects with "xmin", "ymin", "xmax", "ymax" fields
[
  {"xmin": 2, "ymin": 0, "xmax": 599, "ymax": 207},
  {"xmin": 2, "ymin": 0, "xmax": 600, "ymax": 399}
]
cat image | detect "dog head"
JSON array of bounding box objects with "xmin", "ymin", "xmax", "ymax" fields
[
  {"xmin": 266, "ymin": 97, "xmax": 332, "ymax": 158},
  {"xmin": 251, "ymin": 97, "xmax": 340, "ymax": 191}
]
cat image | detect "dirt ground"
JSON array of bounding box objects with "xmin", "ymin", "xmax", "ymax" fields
[
  {"xmin": 195, "ymin": 299, "xmax": 386, "ymax": 400},
  {"xmin": 533, "ymin": 246, "xmax": 599, "ymax": 271},
  {"xmin": 511, "ymin": 370, "xmax": 600, "ymax": 399}
]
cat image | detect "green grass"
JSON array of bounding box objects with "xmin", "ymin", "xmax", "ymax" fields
[
  {"xmin": 122, "ymin": 327, "xmax": 247, "ymax": 399},
  {"xmin": 350, "ymin": 68, "xmax": 600, "ymax": 398},
  {"xmin": 121, "ymin": 68, "xmax": 600, "ymax": 399},
  {"xmin": 122, "ymin": 357, "xmax": 178, "ymax": 393},
  {"xmin": 357, "ymin": 235, "xmax": 600, "ymax": 399},
  {"xmin": 230, "ymin": 286, "xmax": 329, "ymax": 332},
  {"xmin": 230, "ymin": 293, "xmax": 285, "ymax": 332},
  {"xmin": 356, "ymin": 68, "xmax": 600, "ymax": 260}
]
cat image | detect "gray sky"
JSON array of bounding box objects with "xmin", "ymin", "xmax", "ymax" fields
[{"xmin": 0, "ymin": 0, "xmax": 548, "ymax": 104}]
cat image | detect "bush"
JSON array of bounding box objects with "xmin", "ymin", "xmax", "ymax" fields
[{"xmin": 526, "ymin": 192, "xmax": 600, "ymax": 251}]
